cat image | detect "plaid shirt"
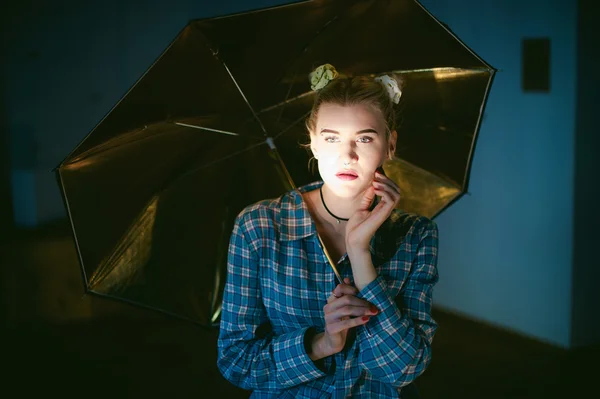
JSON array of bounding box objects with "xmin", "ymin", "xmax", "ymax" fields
[{"xmin": 217, "ymin": 181, "xmax": 439, "ymax": 398}]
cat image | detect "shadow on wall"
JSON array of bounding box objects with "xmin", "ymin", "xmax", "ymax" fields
[{"xmin": 571, "ymin": 0, "xmax": 600, "ymax": 348}]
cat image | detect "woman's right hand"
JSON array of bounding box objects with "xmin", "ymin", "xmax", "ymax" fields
[{"xmin": 322, "ymin": 277, "xmax": 378, "ymax": 354}]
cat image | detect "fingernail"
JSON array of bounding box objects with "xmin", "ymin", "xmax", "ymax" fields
[
  {"xmin": 362, "ymin": 316, "xmax": 370, "ymax": 321},
  {"xmin": 370, "ymin": 305, "xmax": 379, "ymax": 314}
]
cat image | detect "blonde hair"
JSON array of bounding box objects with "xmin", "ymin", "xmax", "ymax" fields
[{"xmin": 305, "ymin": 75, "xmax": 402, "ymax": 143}]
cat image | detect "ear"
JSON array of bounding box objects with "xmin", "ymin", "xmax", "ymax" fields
[
  {"xmin": 310, "ymin": 141, "xmax": 318, "ymax": 159},
  {"xmin": 388, "ymin": 130, "xmax": 397, "ymax": 158}
]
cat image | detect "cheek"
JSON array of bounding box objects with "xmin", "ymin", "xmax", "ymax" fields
[
  {"xmin": 315, "ymin": 146, "xmax": 338, "ymax": 163},
  {"xmin": 358, "ymin": 145, "xmax": 387, "ymax": 164}
]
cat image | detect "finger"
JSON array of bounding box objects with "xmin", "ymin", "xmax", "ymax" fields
[
  {"xmin": 374, "ymin": 179, "xmax": 401, "ymax": 200},
  {"xmin": 356, "ymin": 197, "xmax": 396, "ymax": 234},
  {"xmin": 375, "ymin": 171, "xmax": 401, "ymax": 193},
  {"xmin": 371, "ymin": 198, "xmax": 396, "ymax": 227},
  {"xmin": 358, "ymin": 185, "xmax": 376, "ymax": 211},
  {"xmin": 325, "ymin": 296, "xmax": 379, "ymax": 318},
  {"xmin": 326, "ymin": 315, "xmax": 371, "ymax": 335},
  {"xmin": 325, "ymin": 305, "xmax": 375, "ymax": 322},
  {"xmin": 328, "ymin": 282, "xmax": 358, "ymax": 303},
  {"xmin": 375, "ymin": 188, "xmax": 401, "ymax": 213},
  {"xmin": 327, "ymin": 293, "xmax": 337, "ymax": 304},
  {"xmin": 373, "ymin": 189, "xmax": 398, "ymax": 209},
  {"xmin": 373, "ymin": 181, "xmax": 401, "ymax": 203},
  {"xmin": 327, "ymin": 284, "xmax": 358, "ymax": 304},
  {"xmin": 333, "ymin": 283, "xmax": 358, "ymax": 297},
  {"xmin": 372, "ymin": 188, "xmax": 396, "ymax": 212},
  {"xmin": 324, "ymin": 295, "xmax": 373, "ymax": 314}
]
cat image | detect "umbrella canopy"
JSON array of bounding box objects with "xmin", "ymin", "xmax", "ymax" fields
[{"xmin": 56, "ymin": 0, "xmax": 495, "ymax": 327}]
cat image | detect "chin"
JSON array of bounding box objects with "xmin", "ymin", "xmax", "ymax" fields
[{"xmin": 325, "ymin": 178, "xmax": 369, "ymax": 198}]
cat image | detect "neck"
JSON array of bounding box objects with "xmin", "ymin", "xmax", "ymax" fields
[{"xmin": 319, "ymin": 184, "xmax": 363, "ymax": 224}]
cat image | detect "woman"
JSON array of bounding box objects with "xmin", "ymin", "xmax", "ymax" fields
[{"xmin": 217, "ymin": 64, "xmax": 439, "ymax": 398}]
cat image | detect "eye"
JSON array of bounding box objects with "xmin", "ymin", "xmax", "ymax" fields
[
  {"xmin": 324, "ymin": 135, "xmax": 339, "ymax": 143},
  {"xmin": 357, "ymin": 136, "xmax": 374, "ymax": 143}
]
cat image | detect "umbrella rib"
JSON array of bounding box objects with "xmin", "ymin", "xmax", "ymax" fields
[
  {"xmin": 392, "ymin": 66, "xmax": 491, "ymax": 74},
  {"xmin": 56, "ymin": 170, "xmax": 90, "ymax": 289},
  {"xmin": 174, "ymin": 122, "xmax": 240, "ymax": 136},
  {"xmin": 259, "ymin": 91, "xmax": 314, "ymax": 115},
  {"xmin": 220, "ymin": 61, "xmax": 269, "ymax": 136}
]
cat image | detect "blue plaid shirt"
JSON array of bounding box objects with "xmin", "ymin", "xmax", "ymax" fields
[{"xmin": 217, "ymin": 181, "xmax": 439, "ymax": 398}]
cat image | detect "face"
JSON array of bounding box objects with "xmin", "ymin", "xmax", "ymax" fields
[{"xmin": 310, "ymin": 103, "xmax": 396, "ymax": 197}]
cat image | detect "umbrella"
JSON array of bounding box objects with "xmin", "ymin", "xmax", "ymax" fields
[{"xmin": 55, "ymin": 0, "xmax": 495, "ymax": 327}]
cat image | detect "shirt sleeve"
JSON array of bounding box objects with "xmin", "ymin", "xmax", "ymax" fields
[
  {"xmin": 355, "ymin": 218, "xmax": 439, "ymax": 388},
  {"xmin": 217, "ymin": 211, "xmax": 327, "ymax": 391}
]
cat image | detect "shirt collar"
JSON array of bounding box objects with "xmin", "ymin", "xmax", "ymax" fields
[{"xmin": 278, "ymin": 181, "xmax": 323, "ymax": 241}]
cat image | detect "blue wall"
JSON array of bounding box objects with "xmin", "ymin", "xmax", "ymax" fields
[
  {"xmin": 3, "ymin": 0, "xmax": 579, "ymax": 347},
  {"xmin": 419, "ymin": 0, "xmax": 576, "ymax": 347}
]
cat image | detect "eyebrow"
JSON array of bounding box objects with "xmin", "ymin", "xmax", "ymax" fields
[{"xmin": 320, "ymin": 128, "xmax": 379, "ymax": 135}]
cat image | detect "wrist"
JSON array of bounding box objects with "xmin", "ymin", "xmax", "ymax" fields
[
  {"xmin": 344, "ymin": 236, "xmax": 371, "ymax": 254},
  {"xmin": 308, "ymin": 332, "xmax": 338, "ymax": 361},
  {"xmin": 345, "ymin": 235, "xmax": 369, "ymax": 249},
  {"xmin": 346, "ymin": 250, "xmax": 377, "ymax": 291},
  {"xmin": 346, "ymin": 246, "xmax": 371, "ymax": 262}
]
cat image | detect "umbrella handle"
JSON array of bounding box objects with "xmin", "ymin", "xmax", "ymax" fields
[{"xmin": 316, "ymin": 233, "xmax": 343, "ymax": 285}]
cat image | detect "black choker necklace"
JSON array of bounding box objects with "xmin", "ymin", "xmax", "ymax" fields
[{"xmin": 319, "ymin": 186, "xmax": 349, "ymax": 224}]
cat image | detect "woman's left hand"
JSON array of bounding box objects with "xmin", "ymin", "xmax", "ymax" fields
[{"xmin": 345, "ymin": 170, "xmax": 401, "ymax": 252}]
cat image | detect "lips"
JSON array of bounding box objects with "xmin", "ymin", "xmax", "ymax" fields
[{"xmin": 336, "ymin": 170, "xmax": 358, "ymax": 181}]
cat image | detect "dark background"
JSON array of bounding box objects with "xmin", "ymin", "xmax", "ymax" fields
[{"xmin": 1, "ymin": 0, "xmax": 598, "ymax": 397}]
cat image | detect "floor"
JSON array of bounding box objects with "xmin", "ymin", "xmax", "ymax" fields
[{"xmin": 1, "ymin": 222, "xmax": 596, "ymax": 398}]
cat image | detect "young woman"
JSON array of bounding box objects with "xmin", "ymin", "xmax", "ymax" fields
[{"xmin": 217, "ymin": 64, "xmax": 439, "ymax": 398}]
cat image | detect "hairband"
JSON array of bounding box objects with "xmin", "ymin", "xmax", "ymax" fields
[
  {"xmin": 309, "ymin": 63, "xmax": 402, "ymax": 104},
  {"xmin": 309, "ymin": 63, "xmax": 339, "ymax": 91},
  {"xmin": 374, "ymin": 75, "xmax": 402, "ymax": 104}
]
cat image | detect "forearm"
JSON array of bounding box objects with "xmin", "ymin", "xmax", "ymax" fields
[
  {"xmin": 356, "ymin": 276, "xmax": 437, "ymax": 387},
  {"xmin": 218, "ymin": 325, "xmax": 327, "ymax": 390},
  {"xmin": 360, "ymin": 317, "xmax": 433, "ymax": 387},
  {"xmin": 359, "ymin": 309, "xmax": 433, "ymax": 386},
  {"xmin": 349, "ymin": 216, "xmax": 439, "ymax": 387},
  {"xmin": 347, "ymin": 247, "xmax": 377, "ymax": 291},
  {"xmin": 221, "ymin": 215, "xmax": 327, "ymax": 390}
]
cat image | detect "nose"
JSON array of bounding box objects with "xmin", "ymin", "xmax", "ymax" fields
[{"xmin": 341, "ymin": 142, "xmax": 358, "ymax": 167}]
